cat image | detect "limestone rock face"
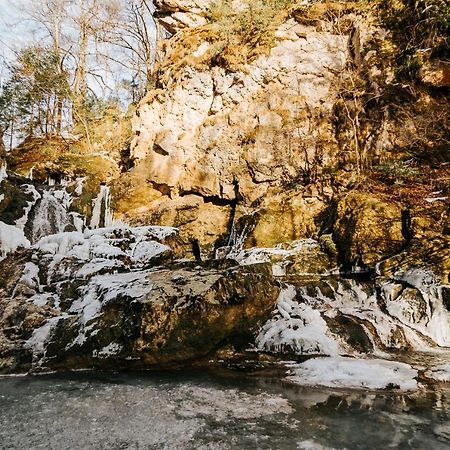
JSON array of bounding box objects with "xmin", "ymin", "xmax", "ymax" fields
[
  {"xmin": 132, "ymin": 21, "xmax": 346, "ymax": 204},
  {"xmin": 0, "ymin": 226, "xmax": 279, "ymax": 373},
  {"xmin": 124, "ymin": 194, "xmax": 232, "ymax": 258},
  {"xmin": 334, "ymin": 192, "xmax": 406, "ymax": 268},
  {"xmin": 154, "ymin": 0, "xmax": 212, "ymax": 33},
  {"xmin": 243, "ymin": 189, "xmax": 328, "ymax": 248}
]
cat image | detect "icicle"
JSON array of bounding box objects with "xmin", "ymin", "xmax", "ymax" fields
[
  {"xmin": 0, "ymin": 162, "xmax": 7, "ymax": 184},
  {"xmin": 104, "ymin": 186, "xmax": 113, "ymax": 227},
  {"xmin": 90, "ymin": 185, "xmax": 113, "ymax": 229},
  {"xmin": 28, "ymin": 165, "xmax": 35, "ymax": 180},
  {"xmin": 75, "ymin": 177, "xmax": 85, "ymax": 196}
]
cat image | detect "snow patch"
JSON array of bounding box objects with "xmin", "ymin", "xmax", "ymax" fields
[
  {"xmin": 256, "ymin": 285, "xmax": 342, "ymax": 356},
  {"xmin": 287, "ymin": 357, "xmax": 418, "ymax": 391},
  {"xmin": 24, "ymin": 316, "xmax": 65, "ymax": 355},
  {"xmin": 424, "ymin": 363, "xmax": 450, "ymax": 382},
  {"xmin": 93, "ymin": 342, "xmax": 122, "ymax": 358},
  {"xmin": 0, "ymin": 221, "xmax": 31, "ymax": 258}
]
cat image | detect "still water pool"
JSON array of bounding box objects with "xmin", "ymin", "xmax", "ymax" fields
[{"xmin": 1, "ymin": 369, "xmax": 450, "ymax": 449}]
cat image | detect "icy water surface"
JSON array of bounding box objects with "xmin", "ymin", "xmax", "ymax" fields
[{"xmin": 1, "ymin": 369, "xmax": 450, "ymax": 449}]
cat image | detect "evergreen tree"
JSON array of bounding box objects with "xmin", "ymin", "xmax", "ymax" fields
[{"xmin": 0, "ymin": 45, "xmax": 71, "ymax": 143}]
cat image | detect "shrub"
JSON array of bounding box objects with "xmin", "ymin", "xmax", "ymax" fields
[
  {"xmin": 159, "ymin": 0, "xmax": 296, "ymax": 79},
  {"xmin": 379, "ymin": 0, "xmax": 450, "ymax": 79}
]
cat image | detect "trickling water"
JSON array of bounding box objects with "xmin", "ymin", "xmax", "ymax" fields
[
  {"xmin": 30, "ymin": 189, "xmax": 73, "ymax": 243},
  {"xmin": 27, "ymin": 165, "xmax": 35, "ymax": 180},
  {"xmin": 90, "ymin": 185, "xmax": 113, "ymax": 229},
  {"xmin": 74, "ymin": 177, "xmax": 85, "ymax": 196},
  {"xmin": 216, "ymin": 212, "xmax": 256, "ymax": 259}
]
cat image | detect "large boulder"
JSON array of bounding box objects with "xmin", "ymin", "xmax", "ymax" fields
[{"xmin": 0, "ymin": 227, "xmax": 280, "ymax": 373}]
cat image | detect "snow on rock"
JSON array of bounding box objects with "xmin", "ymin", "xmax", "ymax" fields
[
  {"xmin": 390, "ymin": 268, "xmax": 450, "ymax": 347},
  {"xmin": 0, "ymin": 221, "xmax": 31, "ymax": 258},
  {"xmin": 12, "ymin": 262, "xmax": 41, "ymax": 296},
  {"xmin": 424, "ymin": 363, "xmax": 450, "ymax": 382},
  {"xmin": 132, "ymin": 225, "xmax": 178, "ymax": 240},
  {"xmin": 34, "ymin": 226, "xmax": 178, "ymax": 267},
  {"xmin": 24, "ymin": 316, "xmax": 66, "ymax": 356},
  {"xmin": 256, "ymin": 285, "xmax": 343, "ymax": 355},
  {"xmin": 93, "ymin": 342, "xmax": 123, "ymax": 358},
  {"xmin": 76, "ymin": 259, "xmax": 123, "ymax": 279},
  {"xmin": 35, "ymin": 231, "xmax": 86, "ymax": 256},
  {"xmin": 287, "ymin": 357, "xmax": 419, "ymax": 391},
  {"xmin": 15, "ymin": 184, "xmax": 41, "ymax": 231},
  {"xmin": 131, "ymin": 240, "xmax": 171, "ymax": 263},
  {"xmin": 89, "ymin": 271, "xmax": 153, "ymax": 303}
]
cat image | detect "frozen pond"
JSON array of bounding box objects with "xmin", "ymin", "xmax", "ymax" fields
[{"xmin": 1, "ymin": 368, "xmax": 450, "ymax": 449}]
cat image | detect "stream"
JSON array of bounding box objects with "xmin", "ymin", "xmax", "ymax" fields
[{"xmin": 1, "ymin": 365, "xmax": 450, "ymax": 450}]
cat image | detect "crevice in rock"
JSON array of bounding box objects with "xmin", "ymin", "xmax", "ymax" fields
[
  {"xmin": 120, "ymin": 145, "xmax": 134, "ymax": 172},
  {"xmin": 179, "ymin": 189, "xmax": 236, "ymax": 207},
  {"xmin": 149, "ymin": 181, "xmax": 172, "ymax": 197},
  {"xmin": 153, "ymin": 144, "xmax": 169, "ymax": 156},
  {"xmin": 401, "ymin": 208, "xmax": 413, "ymax": 247},
  {"xmin": 192, "ymin": 239, "xmax": 202, "ymax": 262}
]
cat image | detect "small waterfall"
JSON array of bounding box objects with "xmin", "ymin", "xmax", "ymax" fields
[
  {"xmin": 75, "ymin": 177, "xmax": 85, "ymax": 196},
  {"xmin": 30, "ymin": 189, "xmax": 72, "ymax": 243},
  {"xmin": 0, "ymin": 162, "xmax": 7, "ymax": 184},
  {"xmin": 216, "ymin": 212, "xmax": 256, "ymax": 259},
  {"xmin": 90, "ymin": 185, "xmax": 113, "ymax": 229}
]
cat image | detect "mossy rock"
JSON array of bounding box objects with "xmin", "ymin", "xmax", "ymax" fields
[
  {"xmin": 244, "ymin": 191, "xmax": 326, "ymax": 248},
  {"xmin": 333, "ymin": 191, "xmax": 405, "ymax": 268}
]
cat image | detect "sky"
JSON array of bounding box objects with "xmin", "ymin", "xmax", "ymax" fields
[
  {"xmin": 0, "ymin": 0, "xmax": 139, "ymax": 99},
  {"xmin": 0, "ymin": 0, "xmax": 34, "ymax": 84}
]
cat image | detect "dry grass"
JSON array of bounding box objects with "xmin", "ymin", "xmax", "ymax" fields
[{"xmin": 157, "ymin": 0, "xmax": 297, "ymax": 82}]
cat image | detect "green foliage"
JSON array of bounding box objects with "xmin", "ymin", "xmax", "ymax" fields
[
  {"xmin": 374, "ymin": 159, "xmax": 420, "ymax": 184},
  {"xmin": 0, "ymin": 45, "xmax": 70, "ymax": 138},
  {"xmin": 379, "ymin": 0, "xmax": 450, "ymax": 79},
  {"xmin": 205, "ymin": 0, "xmax": 295, "ymax": 68}
]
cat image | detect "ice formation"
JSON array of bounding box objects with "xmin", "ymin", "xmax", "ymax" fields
[
  {"xmin": 90, "ymin": 185, "xmax": 113, "ymax": 229},
  {"xmin": 0, "ymin": 163, "xmax": 7, "ymax": 183},
  {"xmin": 256, "ymin": 273, "xmax": 450, "ymax": 356},
  {"xmin": 286, "ymin": 357, "xmax": 418, "ymax": 391},
  {"xmin": 256, "ymin": 286, "xmax": 342, "ymax": 355},
  {"xmin": 0, "ymin": 221, "xmax": 30, "ymax": 258}
]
